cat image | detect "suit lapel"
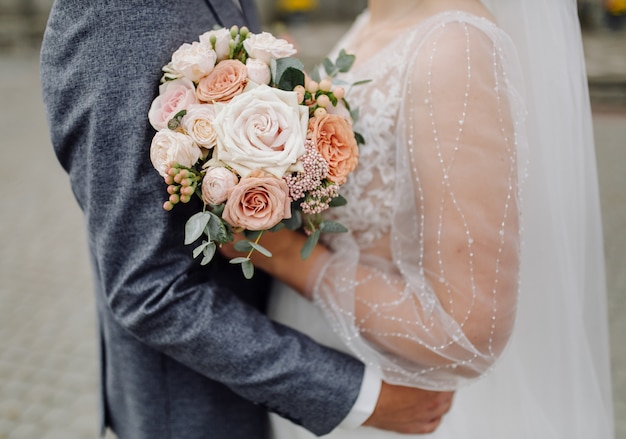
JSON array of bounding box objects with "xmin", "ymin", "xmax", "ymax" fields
[{"xmin": 204, "ymin": 0, "xmax": 260, "ymax": 32}]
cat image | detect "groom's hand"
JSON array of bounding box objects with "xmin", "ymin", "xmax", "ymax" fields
[{"xmin": 364, "ymin": 382, "xmax": 454, "ymax": 434}]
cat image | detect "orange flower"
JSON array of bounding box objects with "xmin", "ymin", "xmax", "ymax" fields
[
  {"xmin": 308, "ymin": 114, "xmax": 359, "ymax": 185},
  {"xmin": 196, "ymin": 59, "xmax": 248, "ymax": 103}
]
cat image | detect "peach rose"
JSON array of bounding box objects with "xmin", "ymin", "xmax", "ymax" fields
[
  {"xmin": 308, "ymin": 114, "xmax": 359, "ymax": 185},
  {"xmin": 196, "ymin": 59, "xmax": 248, "ymax": 103},
  {"xmin": 222, "ymin": 174, "xmax": 291, "ymax": 231}
]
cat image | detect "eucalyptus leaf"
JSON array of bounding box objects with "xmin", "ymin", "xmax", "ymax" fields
[
  {"xmin": 207, "ymin": 213, "xmax": 229, "ymax": 243},
  {"xmin": 200, "ymin": 242, "xmax": 217, "ymax": 265},
  {"xmin": 193, "ymin": 241, "xmax": 210, "ymax": 258},
  {"xmin": 185, "ymin": 212, "xmax": 212, "ymax": 245},
  {"xmin": 336, "ymin": 49, "xmax": 356, "ymax": 73},
  {"xmin": 354, "ymin": 132, "xmax": 366, "ymax": 145},
  {"xmin": 229, "ymin": 257, "xmax": 250, "ymax": 264},
  {"xmin": 351, "ymin": 79, "xmax": 373, "ymax": 87},
  {"xmin": 234, "ymin": 240, "xmax": 253, "ymax": 252},
  {"xmin": 249, "ymin": 242, "xmax": 272, "ymax": 258},
  {"xmin": 241, "ymin": 260, "xmax": 254, "ymax": 279},
  {"xmin": 301, "ymin": 229, "xmax": 321, "ymax": 260},
  {"xmin": 323, "ymin": 57, "xmax": 338, "ymax": 77},
  {"xmin": 269, "ymin": 222, "xmax": 286, "ymax": 232},
  {"xmin": 350, "ymin": 107, "xmax": 360, "ymax": 124},
  {"xmin": 310, "ymin": 68, "xmax": 321, "ymax": 83},
  {"xmin": 320, "ymin": 221, "xmax": 348, "ymax": 233}
]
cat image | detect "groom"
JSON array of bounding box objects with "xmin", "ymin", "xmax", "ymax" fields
[{"xmin": 40, "ymin": 1, "xmax": 452, "ymax": 437}]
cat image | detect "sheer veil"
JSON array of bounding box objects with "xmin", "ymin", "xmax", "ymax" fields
[{"xmin": 479, "ymin": 0, "xmax": 615, "ymax": 435}]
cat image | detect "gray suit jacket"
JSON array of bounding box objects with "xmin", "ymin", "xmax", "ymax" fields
[{"xmin": 40, "ymin": 1, "xmax": 364, "ymax": 438}]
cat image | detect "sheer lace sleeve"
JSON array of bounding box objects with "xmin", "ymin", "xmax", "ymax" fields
[{"xmin": 312, "ymin": 15, "xmax": 524, "ymax": 390}]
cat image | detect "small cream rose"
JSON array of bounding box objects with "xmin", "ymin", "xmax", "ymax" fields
[
  {"xmin": 308, "ymin": 114, "xmax": 359, "ymax": 185},
  {"xmin": 243, "ymin": 32, "xmax": 297, "ymax": 64},
  {"xmin": 201, "ymin": 166, "xmax": 239, "ymax": 205},
  {"xmin": 148, "ymin": 78, "xmax": 198, "ymax": 131},
  {"xmin": 171, "ymin": 41, "xmax": 217, "ymax": 82},
  {"xmin": 196, "ymin": 59, "xmax": 248, "ymax": 103},
  {"xmin": 245, "ymin": 58, "xmax": 271, "ymax": 85},
  {"xmin": 213, "ymin": 84, "xmax": 308, "ymax": 178},
  {"xmin": 182, "ymin": 104, "xmax": 218, "ymax": 149},
  {"xmin": 222, "ymin": 174, "xmax": 291, "ymax": 230},
  {"xmin": 150, "ymin": 130, "xmax": 203, "ymax": 178},
  {"xmin": 199, "ymin": 28, "xmax": 232, "ymax": 60}
]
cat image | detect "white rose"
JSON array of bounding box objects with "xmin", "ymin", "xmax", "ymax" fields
[
  {"xmin": 243, "ymin": 32, "xmax": 297, "ymax": 64},
  {"xmin": 199, "ymin": 28, "xmax": 232, "ymax": 61},
  {"xmin": 150, "ymin": 130, "xmax": 203, "ymax": 178},
  {"xmin": 171, "ymin": 42, "xmax": 217, "ymax": 82},
  {"xmin": 201, "ymin": 166, "xmax": 239, "ymax": 205},
  {"xmin": 213, "ymin": 84, "xmax": 307, "ymax": 178},
  {"xmin": 245, "ymin": 58, "xmax": 271, "ymax": 85},
  {"xmin": 182, "ymin": 104, "xmax": 218, "ymax": 148}
]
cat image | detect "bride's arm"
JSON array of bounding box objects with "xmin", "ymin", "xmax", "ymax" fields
[{"xmin": 225, "ymin": 21, "xmax": 522, "ymax": 390}]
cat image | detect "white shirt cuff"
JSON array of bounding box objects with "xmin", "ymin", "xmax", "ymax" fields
[{"xmin": 338, "ymin": 366, "xmax": 382, "ymax": 429}]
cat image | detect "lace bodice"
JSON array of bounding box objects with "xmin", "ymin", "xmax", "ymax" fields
[{"xmin": 313, "ymin": 11, "xmax": 526, "ymax": 390}]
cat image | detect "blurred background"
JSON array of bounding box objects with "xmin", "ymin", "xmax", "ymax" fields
[{"xmin": 0, "ymin": 0, "xmax": 624, "ymax": 438}]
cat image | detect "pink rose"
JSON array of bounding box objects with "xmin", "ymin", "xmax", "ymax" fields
[
  {"xmin": 222, "ymin": 174, "xmax": 291, "ymax": 230},
  {"xmin": 148, "ymin": 78, "xmax": 198, "ymax": 131},
  {"xmin": 199, "ymin": 28, "xmax": 232, "ymax": 60},
  {"xmin": 201, "ymin": 166, "xmax": 238, "ymax": 205},
  {"xmin": 243, "ymin": 32, "xmax": 297, "ymax": 65},
  {"xmin": 245, "ymin": 58, "xmax": 271, "ymax": 85},
  {"xmin": 308, "ymin": 114, "xmax": 359, "ymax": 185},
  {"xmin": 196, "ymin": 59, "xmax": 248, "ymax": 103}
]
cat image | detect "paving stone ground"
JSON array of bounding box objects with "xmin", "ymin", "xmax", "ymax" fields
[{"xmin": 1, "ymin": 22, "xmax": 625, "ymax": 439}]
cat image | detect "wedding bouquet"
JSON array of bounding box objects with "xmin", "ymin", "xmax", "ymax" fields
[{"xmin": 148, "ymin": 26, "xmax": 366, "ymax": 278}]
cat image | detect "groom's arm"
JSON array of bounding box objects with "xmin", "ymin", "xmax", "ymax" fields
[{"xmin": 40, "ymin": 1, "xmax": 451, "ymax": 436}]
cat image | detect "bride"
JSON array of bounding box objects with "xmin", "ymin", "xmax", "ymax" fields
[{"xmin": 225, "ymin": 0, "xmax": 615, "ymax": 437}]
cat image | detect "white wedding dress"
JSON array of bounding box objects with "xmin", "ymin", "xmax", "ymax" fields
[{"xmin": 269, "ymin": 4, "xmax": 614, "ymax": 439}]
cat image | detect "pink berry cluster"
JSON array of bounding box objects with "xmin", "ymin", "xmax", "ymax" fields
[
  {"xmin": 294, "ymin": 77, "xmax": 345, "ymax": 118},
  {"xmin": 162, "ymin": 164, "xmax": 200, "ymax": 211}
]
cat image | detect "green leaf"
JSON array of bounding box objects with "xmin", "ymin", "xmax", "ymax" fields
[
  {"xmin": 207, "ymin": 212, "xmax": 229, "ymax": 243},
  {"xmin": 193, "ymin": 241, "xmax": 210, "ymax": 258},
  {"xmin": 310, "ymin": 67, "xmax": 321, "ymax": 83},
  {"xmin": 354, "ymin": 132, "xmax": 365, "ymax": 145},
  {"xmin": 351, "ymin": 79, "xmax": 372, "ymax": 87},
  {"xmin": 234, "ymin": 240, "xmax": 253, "ymax": 252},
  {"xmin": 269, "ymin": 222, "xmax": 286, "ymax": 232},
  {"xmin": 274, "ymin": 58, "xmax": 305, "ymax": 90},
  {"xmin": 301, "ymin": 229, "xmax": 321, "ymax": 260},
  {"xmin": 323, "ymin": 57, "xmax": 338, "ymax": 77},
  {"xmin": 249, "ymin": 242, "xmax": 272, "ymax": 258},
  {"xmin": 329, "ymin": 194, "xmax": 347, "ymax": 207},
  {"xmin": 336, "ymin": 49, "xmax": 355, "ymax": 73},
  {"xmin": 350, "ymin": 107, "xmax": 360, "ymax": 124},
  {"xmin": 200, "ymin": 242, "xmax": 217, "ymax": 265},
  {"xmin": 185, "ymin": 212, "xmax": 211, "ymax": 245},
  {"xmin": 320, "ymin": 221, "xmax": 348, "ymax": 233},
  {"xmin": 277, "ymin": 66, "xmax": 305, "ymax": 91},
  {"xmin": 241, "ymin": 259, "xmax": 254, "ymax": 279},
  {"xmin": 229, "ymin": 257, "xmax": 250, "ymax": 264}
]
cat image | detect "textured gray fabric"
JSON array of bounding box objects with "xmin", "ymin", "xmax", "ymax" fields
[{"xmin": 39, "ymin": 1, "xmax": 364, "ymax": 438}]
